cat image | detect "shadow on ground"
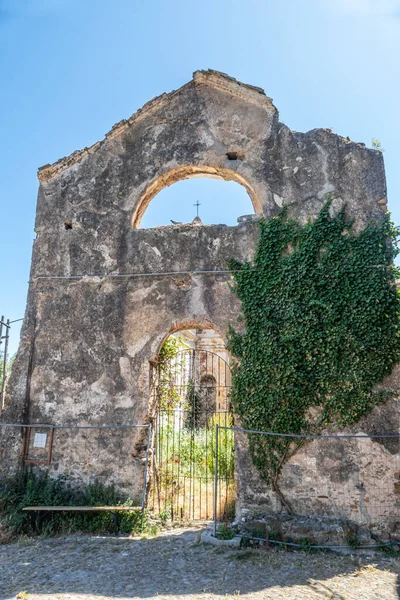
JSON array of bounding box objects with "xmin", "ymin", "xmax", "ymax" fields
[{"xmin": 1, "ymin": 528, "xmax": 400, "ymax": 599}]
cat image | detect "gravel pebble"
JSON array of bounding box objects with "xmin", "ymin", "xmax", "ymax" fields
[{"xmin": 1, "ymin": 527, "xmax": 399, "ymax": 600}]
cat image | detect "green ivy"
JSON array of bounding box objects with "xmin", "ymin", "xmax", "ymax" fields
[
  {"xmin": 228, "ymin": 201, "xmax": 400, "ymax": 511},
  {"xmin": 157, "ymin": 335, "xmax": 186, "ymax": 409}
]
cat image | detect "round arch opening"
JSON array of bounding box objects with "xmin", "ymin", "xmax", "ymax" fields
[{"xmin": 132, "ymin": 165, "xmax": 262, "ymax": 228}]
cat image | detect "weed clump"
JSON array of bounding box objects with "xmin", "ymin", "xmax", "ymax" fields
[{"xmin": 0, "ymin": 469, "xmax": 152, "ymax": 539}]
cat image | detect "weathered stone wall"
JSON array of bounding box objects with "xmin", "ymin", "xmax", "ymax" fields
[
  {"xmin": 236, "ymin": 385, "xmax": 400, "ymax": 538},
  {"xmin": 3, "ymin": 224, "xmax": 259, "ymax": 497},
  {"xmin": 0, "ymin": 70, "xmax": 395, "ymax": 514}
]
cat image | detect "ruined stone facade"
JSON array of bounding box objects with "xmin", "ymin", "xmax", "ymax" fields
[{"xmin": 1, "ymin": 70, "xmax": 398, "ymax": 531}]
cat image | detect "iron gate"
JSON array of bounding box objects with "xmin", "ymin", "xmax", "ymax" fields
[{"xmin": 149, "ymin": 349, "xmax": 235, "ymax": 521}]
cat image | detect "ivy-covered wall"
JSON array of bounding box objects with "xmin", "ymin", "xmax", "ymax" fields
[{"xmin": 229, "ymin": 203, "xmax": 400, "ymax": 533}]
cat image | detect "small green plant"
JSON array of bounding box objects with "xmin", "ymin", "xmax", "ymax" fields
[
  {"xmin": 268, "ymin": 527, "xmax": 283, "ymax": 542},
  {"xmin": 344, "ymin": 526, "xmax": 360, "ymax": 549},
  {"xmin": 377, "ymin": 542, "xmax": 399, "ymax": 556},
  {"xmin": 298, "ymin": 537, "xmax": 313, "ymax": 551},
  {"xmin": 216, "ymin": 523, "xmax": 236, "ymax": 540},
  {"xmin": 371, "ymin": 138, "xmax": 384, "ymax": 152},
  {"xmin": 239, "ymin": 535, "xmax": 259, "ymax": 548},
  {"xmin": 158, "ymin": 508, "xmax": 171, "ymax": 524}
]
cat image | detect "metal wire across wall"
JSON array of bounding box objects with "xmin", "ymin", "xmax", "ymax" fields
[
  {"xmin": 0, "ymin": 422, "xmax": 151, "ymax": 514},
  {"xmin": 213, "ymin": 425, "xmax": 400, "ymax": 547},
  {"xmin": 149, "ymin": 349, "xmax": 235, "ymax": 521}
]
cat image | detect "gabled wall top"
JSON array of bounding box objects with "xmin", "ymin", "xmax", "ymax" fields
[{"xmin": 37, "ymin": 70, "xmax": 277, "ymax": 184}]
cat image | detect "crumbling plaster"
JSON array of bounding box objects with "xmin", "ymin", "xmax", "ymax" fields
[{"xmin": 0, "ymin": 70, "xmax": 394, "ymax": 517}]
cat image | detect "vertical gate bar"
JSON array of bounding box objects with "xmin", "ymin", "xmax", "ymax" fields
[
  {"xmin": 213, "ymin": 423, "xmax": 219, "ymax": 536},
  {"xmin": 141, "ymin": 423, "xmax": 152, "ymax": 523},
  {"xmin": 182, "ymin": 411, "xmax": 187, "ymax": 517},
  {"xmin": 189, "ymin": 349, "xmax": 195, "ymax": 519},
  {"xmin": 1, "ymin": 319, "xmax": 10, "ymax": 409},
  {"xmin": 198, "ymin": 351, "xmax": 202, "ymax": 520},
  {"xmin": 211, "ymin": 353, "xmax": 214, "ymax": 413},
  {"xmin": 183, "ymin": 474, "xmax": 186, "ymax": 520},
  {"xmin": 166, "ymin": 358, "xmax": 172, "ymax": 517},
  {"xmin": 192, "ymin": 350, "xmax": 196, "ymax": 519},
  {"xmin": 193, "ymin": 466, "xmax": 196, "ymax": 520},
  {"xmin": 225, "ymin": 410, "xmax": 228, "ymax": 519},
  {"xmin": 153, "ymin": 379, "xmax": 158, "ymax": 513},
  {"xmin": 176, "ymin": 407, "xmax": 182, "ymax": 519},
  {"xmin": 183, "ymin": 351, "xmax": 188, "ymax": 518},
  {"xmin": 158, "ymin": 406, "xmax": 162, "ymax": 514},
  {"xmin": 172, "ymin": 407, "xmax": 176, "ymax": 521},
  {"xmin": 219, "ymin": 432, "xmax": 222, "ymax": 523},
  {"xmin": 199, "ymin": 466, "xmax": 202, "ymax": 519},
  {"xmin": 171, "ymin": 394, "xmax": 175, "ymax": 521},
  {"xmin": 166, "ymin": 408, "xmax": 170, "ymax": 518},
  {"xmin": 175, "ymin": 354, "xmax": 181, "ymax": 519},
  {"xmin": 179, "ymin": 351, "xmax": 190, "ymax": 515},
  {"xmin": 157, "ymin": 409, "xmax": 161, "ymax": 513},
  {"xmin": 184, "ymin": 350, "xmax": 189, "ymax": 518},
  {"xmin": 203, "ymin": 351, "xmax": 207, "ymax": 517},
  {"xmin": 154, "ymin": 407, "xmax": 158, "ymax": 513},
  {"xmin": 205, "ymin": 390, "xmax": 209, "ymax": 519}
]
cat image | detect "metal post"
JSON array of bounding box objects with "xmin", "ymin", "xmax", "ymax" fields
[
  {"xmin": 0, "ymin": 316, "xmax": 4, "ymax": 385},
  {"xmin": 141, "ymin": 423, "xmax": 152, "ymax": 527},
  {"xmin": 1, "ymin": 318, "xmax": 9, "ymax": 410},
  {"xmin": 213, "ymin": 423, "xmax": 219, "ymax": 537}
]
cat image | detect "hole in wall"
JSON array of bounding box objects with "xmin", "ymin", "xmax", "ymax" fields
[
  {"xmin": 64, "ymin": 221, "xmax": 73, "ymax": 230},
  {"xmin": 226, "ymin": 152, "xmax": 244, "ymax": 161}
]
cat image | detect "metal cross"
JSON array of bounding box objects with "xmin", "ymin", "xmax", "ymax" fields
[{"xmin": 193, "ymin": 201, "xmax": 201, "ymax": 217}]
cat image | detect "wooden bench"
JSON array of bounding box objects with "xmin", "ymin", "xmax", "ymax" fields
[{"xmin": 23, "ymin": 506, "xmax": 142, "ymax": 535}]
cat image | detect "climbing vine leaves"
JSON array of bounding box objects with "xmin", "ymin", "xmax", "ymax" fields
[
  {"xmin": 228, "ymin": 202, "xmax": 400, "ymax": 507},
  {"xmin": 157, "ymin": 335, "xmax": 186, "ymax": 410}
]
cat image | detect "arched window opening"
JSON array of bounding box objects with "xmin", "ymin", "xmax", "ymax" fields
[
  {"xmin": 148, "ymin": 327, "xmax": 234, "ymax": 521},
  {"xmin": 133, "ymin": 166, "xmax": 262, "ymax": 228},
  {"xmin": 140, "ymin": 178, "xmax": 255, "ymax": 228}
]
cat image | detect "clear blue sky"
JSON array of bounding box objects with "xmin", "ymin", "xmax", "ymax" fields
[{"xmin": 1, "ymin": 0, "xmax": 399, "ymax": 354}]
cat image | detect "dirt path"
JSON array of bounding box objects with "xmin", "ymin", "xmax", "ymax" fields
[{"xmin": 1, "ymin": 528, "xmax": 399, "ymax": 600}]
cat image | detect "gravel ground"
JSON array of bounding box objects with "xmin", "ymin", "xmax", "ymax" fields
[{"xmin": 1, "ymin": 527, "xmax": 400, "ymax": 600}]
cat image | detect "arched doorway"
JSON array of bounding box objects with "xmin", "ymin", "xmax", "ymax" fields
[{"xmin": 149, "ymin": 328, "xmax": 235, "ymax": 521}]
